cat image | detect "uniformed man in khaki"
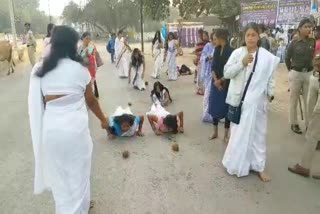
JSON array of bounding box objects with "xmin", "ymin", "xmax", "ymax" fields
[
  {"xmin": 288, "ymin": 54, "xmax": 320, "ymax": 179},
  {"xmin": 285, "ymin": 18, "xmax": 315, "ymax": 134},
  {"xmin": 23, "ymin": 23, "xmax": 37, "ymax": 67}
]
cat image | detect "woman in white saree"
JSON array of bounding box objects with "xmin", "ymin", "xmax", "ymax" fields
[
  {"xmin": 164, "ymin": 32, "xmax": 178, "ymax": 81},
  {"xmin": 222, "ymin": 23, "xmax": 280, "ymax": 182},
  {"xmin": 151, "ymin": 31, "xmax": 163, "ymax": 79},
  {"xmin": 115, "ymin": 34, "xmax": 131, "ymax": 78},
  {"xmin": 28, "ymin": 26, "xmax": 108, "ymax": 213}
]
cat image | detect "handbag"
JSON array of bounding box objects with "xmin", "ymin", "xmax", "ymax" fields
[
  {"xmin": 95, "ymin": 50, "xmax": 104, "ymax": 67},
  {"xmin": 227, "ymin": 48, "xmax": 259, "ymax": 124}
]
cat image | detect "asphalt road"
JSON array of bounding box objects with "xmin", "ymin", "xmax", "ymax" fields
[{"xmin": 0, "ymin": 43, "xmax": 319, "ymax": 214}]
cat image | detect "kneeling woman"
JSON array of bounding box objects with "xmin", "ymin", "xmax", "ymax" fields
[
  {"xmin": 146, "ymin": 104, "xmax": 184, "ymax": 135},
  {"xmin": 107, "ymin": 106, "xmax": 144, "ymax": 138},
  {"xmin": 128, "ymin": 48, "xmax": 146, "ymax": 91},
  {"xmin": 150, "ymin": 81, "xmax": 173, "ymax": 106}
]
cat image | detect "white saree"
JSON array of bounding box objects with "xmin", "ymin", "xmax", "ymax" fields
[
  {"xmin": 152, "ymin": 41, "xmax": 163, "ymax": 79},
  {"xmin": 222, "ymin": 48, "xmax": 280, "ymax": 177},
  {"xmin": 166, "ymin": 40, "xmax": 178, "ymax": 81},
  {"xmin": 28, "ymin": 59, "xmax": 93, "ymax": 214},
  {"xmin": 115, "ymin": 37, "xmax": 129, "ymax": 78}
]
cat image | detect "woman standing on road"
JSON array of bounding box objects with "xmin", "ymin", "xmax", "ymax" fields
[
  {"xmin": 222, "ymin": 23, "xmax": 279, "ymax": 182},
  {"xmin": 28, "ymin": 26, "xmax": 108, "ymax": 213},
  {"xmin": 78, "ymin": 32, "xmax": 99, "ymax": 97},
  {"xmin": 164, "ymin": 32, "xmax": 178, "ymax": 81},
  {"xmin": 208, "ymin": 29, "xmax": 233, "ymax": 142},
  {"xmin": 151, "ymin": 31, "xmax": 163, "ymax": 79},
  {"xmin": 195, "ymin": 30, "xmax": 209, "ymax": 95},
  {"xmin": 200, "ymin": 33, "xmax": 216, "ymax": 123}
]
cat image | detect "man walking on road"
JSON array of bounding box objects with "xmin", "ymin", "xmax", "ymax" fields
[
  {"xmin": 285, "ymin": 18, "xmax": 315, "ymax": 134},
  {"xmin": 288, "ymin": 53, "xmax": 320, "ymax": 179},
  {"xmin": 23, "ymin": 23, "xmax": 37, "ymax": 67}
]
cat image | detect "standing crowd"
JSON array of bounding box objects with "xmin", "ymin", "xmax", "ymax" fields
[{"xmin": 26, "ymin": 17, "xmax": 320, "ymax": 213}]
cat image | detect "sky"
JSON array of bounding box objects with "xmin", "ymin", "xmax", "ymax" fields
[
  {"xmin": 39, "ymin": 0, "xmax": 82, "ymax": 17},
  {"xmin": 39, "ymin": 0, "xmax": 174, "ymax": 17}
]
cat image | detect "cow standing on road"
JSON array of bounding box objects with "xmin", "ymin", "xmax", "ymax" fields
[{"xmin": 0, "ymin": 40, "xmax": 15, "ymax": 75}]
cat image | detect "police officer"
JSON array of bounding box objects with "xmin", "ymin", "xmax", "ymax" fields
[
  {"xmin": 285, "ymin": 18, "xmax": 315, "ymax": 134},
  {"xmin": 23, "ymin": 23, "xmax": 37, "ymax": 67},
  {"xmin": 288, "ymin": 54, "xmax": 320, "ymax": 179}
]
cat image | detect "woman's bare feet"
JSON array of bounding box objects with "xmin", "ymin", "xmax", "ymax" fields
[
  {"xmin": 258, "ymin": 172, "xmax": 271, "ymax": 182},
  {"xmin": 90, "ymin": 200, "xmax": 95, "ymax": 209},
  {"xmin": 209, "ymin": 126, "xmax": 218, "ymax": 140}
]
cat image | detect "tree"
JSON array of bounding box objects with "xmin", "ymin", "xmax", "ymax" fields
[
  {"xmin": 62, "ymin": 1, "xmax": 82, "ymax": 25},
  {"xmin": 143, "ymin": 0, "xmax": 171, "ymax": 21},
  {"xmin": 0, "ymin": 0, "xmax": 49, "ymax": 34},
  {"xmin": 172, "ymin": 0, "xmax": 240, "ymax": 25},
  {"xmin": 62, "ymin": 0, "xmax": 171, "ymax": 33}
]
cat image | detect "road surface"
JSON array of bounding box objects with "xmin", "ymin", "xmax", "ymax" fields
[{"xmin": 0, "ymin": 44, "xmax": 319, "ymax": 214}]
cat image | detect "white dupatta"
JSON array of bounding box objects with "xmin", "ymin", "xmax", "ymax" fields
[{"xmin": 28, "ymin": 63, "xmax": 47, "ymax": 194}]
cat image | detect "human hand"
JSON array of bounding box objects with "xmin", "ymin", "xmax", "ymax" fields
[
  {"xmin": 214, "ymin": 79, "xmax": 223, "ymax": 91},
  {"xmin": 136, "ymin": 131, "xmax": 144, "ymax": 137},
  {"xmin": 101, "ymin": 119, "xmax": 109, "ymax": 130},
  {"xmin": 108, "ymin": 134, "xmax": 116, "ymax": 140},
  {"xmin": 155, "ymin": 130, "xmax": 162, "ymax": 136},
  {"xmin": 242, "ymin": 54, "xmax": 254, "ymax": 66}
]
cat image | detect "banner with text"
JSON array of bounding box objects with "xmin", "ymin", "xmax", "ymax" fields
[
  {"xmin": 277, "ymin": 0, "xmax": 311, "ymax": 25},
  {"xmin": 240, "ymin": 1, "xmax": 278, "ymax": 29}
]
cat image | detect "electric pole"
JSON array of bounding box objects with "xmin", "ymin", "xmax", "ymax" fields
[
  {"xmin": 8, "ymin": 0, "xmax": 17, "ymax": 47},
  {"xmin": 140, "ymin": 0, "xmax": 144, "ymax": 52},
  {"xmin": 48, "ymin": 0, "xmax": 52, "ymax": 23}
]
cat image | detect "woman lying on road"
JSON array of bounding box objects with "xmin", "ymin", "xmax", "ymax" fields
[{"xmin": 146, "ymin": 104, "xmax": 184, "ymax": 135}]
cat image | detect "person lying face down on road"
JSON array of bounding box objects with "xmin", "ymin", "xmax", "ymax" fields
[
  {"xmin": 146, "ymin": 104, "xmax": 184, "ymax": 135},
  {"xmin": 107, "ymin": 105, "xmax": 144, "ymax": 139}
]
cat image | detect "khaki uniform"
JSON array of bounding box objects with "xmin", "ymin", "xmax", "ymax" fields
[
  {"xmin": 25, "ymin": 30, "xmax": 36, "ymax": 66},
  {"xmin": 301, "ymin": 73, "xmax": 320, "ymax": 169},
  {"xmin": 285, "ymin": 38, "xmax": 315, "ymax": 127}
]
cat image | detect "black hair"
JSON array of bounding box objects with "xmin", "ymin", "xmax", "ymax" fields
[
  {"xmin": 114, "ymin": 114, "xmax": 135, "ymax": 126},
  {"xmin": 118, "ymin": 30, "xmax": 123, "ymax": 36},
  {"xmin": 152, "ymin": 31, "xmax": 162, "ymax": 45},
  {"xmin": 46, "ymin": 23, "xmax": 55, "ymax": 38},
  {"xmin": 25, "ymin": 23, "xmax": 31, "ymax": 27},
  {"xmin": 81, "ymin": 31, "xmax": 91, "ymax": 40},
  {"xmin": 298, "ymin": 18, "xmax": 312, "ymax": 29},
  {"xmin": 242, "ymin": 22, "xmax": 261, "ymax": 47},
  {"xmin": 215, "ymin": 29, "xmax": 229, "ymax": 42},
  {"xmin": 165, "ymin": 32, "xmax": 175, "ymax": 52},
  {"xmin": 163, "ymin": 115, "xmax": 178, "ymax": 134},
  {"xmin": 202, "ymin": 31, "xmax": 209, "ymax": 41},
  {"xmin": 131, "ymin": 48, "xmax": 144, "ymax": 67},
  {"xmin": 150, "ymin": 81, "xmax": 173, "ymax": 103},
  {"xmin": 258, "ymin": 24, "xmax": 267, "ymax": 33},
  {"xmin": 108, "ymin": 114, "xmax": 135, "ymax": 135},
  {"xmin": 36, "ymin": 26, "xmax": 83, "ymax": 77}
]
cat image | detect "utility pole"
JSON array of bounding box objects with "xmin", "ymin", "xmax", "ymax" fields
[
  {"xmin": 140, "ymin": 0, "xmax": 144, "ymax": 52},
  {"xmin": 48, "ymin": 0, "xmax": 52, "ymax": 23},
  {"xmin": 8, "ymin": 0, "xmax": 17, "ymax": 47}
]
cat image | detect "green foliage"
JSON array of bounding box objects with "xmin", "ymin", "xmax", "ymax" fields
[
  {"xmin": 172, "ymin": 0, "xmax": 240, "ymax": 20},
  {"xmin": 0, "ymin": 0, "xmax": 49, "ymax": 34},
  {"xmin": 62, "ymin": 0, "xmax": 170, "ymax": 32}
]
